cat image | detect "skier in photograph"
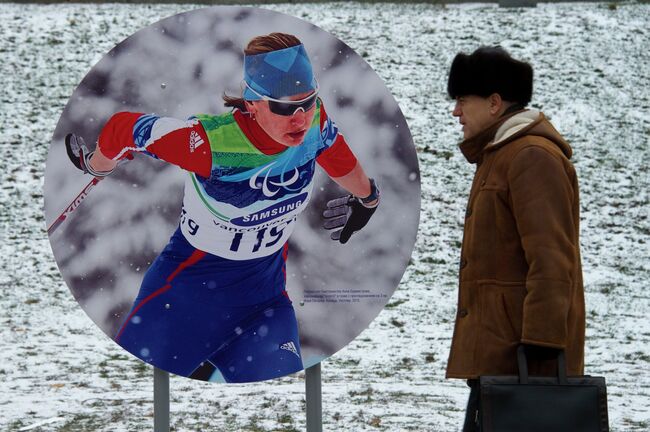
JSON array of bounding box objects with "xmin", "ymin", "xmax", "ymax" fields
[{"xmin": 66, "ymin": 32, "xmax": 380, "ymax": 383}]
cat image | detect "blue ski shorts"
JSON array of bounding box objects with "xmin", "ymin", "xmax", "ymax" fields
[{"xmin": 115, "ymin": 227, "xmax": 303, "ymax": 382}]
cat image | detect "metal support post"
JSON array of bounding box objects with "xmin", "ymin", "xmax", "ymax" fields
[
  {"xmin": 305, "ymin": 362, "xmax": 322, "ymax": 432},
  {"xmin": 154, "ymin": 367, "xmax": 170, "ymax": 432}
]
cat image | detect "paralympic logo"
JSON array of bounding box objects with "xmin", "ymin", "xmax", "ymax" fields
[{"xmin": 249, "ymin": 161, "xmax": 303, "ymax": 197}]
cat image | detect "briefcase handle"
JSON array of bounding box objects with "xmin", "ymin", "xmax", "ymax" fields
[{"xmin": 516, "ymin": 345, "xmax": 568, "ymax": 385}]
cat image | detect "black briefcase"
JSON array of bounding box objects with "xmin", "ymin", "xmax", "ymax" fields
[{"xmin": 479, "ymin": 346, "xmax": 609, "ymax": 432}]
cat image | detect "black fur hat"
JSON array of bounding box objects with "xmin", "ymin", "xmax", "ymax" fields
[{"xmin": 447, "ymin": 46, "xmax": 533, "ymax": 106}]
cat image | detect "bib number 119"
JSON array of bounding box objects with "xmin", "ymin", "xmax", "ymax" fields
[{"xmin": 229, "ymin": 222, "xmax": 290, "ymax": 254}]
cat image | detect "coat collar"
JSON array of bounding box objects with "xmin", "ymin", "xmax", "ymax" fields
[
  {"xmin": 490, "ymin": 109, "xmax": 540, "ymax": 147},
  {"xmin": 461, "ymin": 109, "xmax": 573, "ymax": 163},
  {"xmin": 458, "ymin": 108, "xmax": 533, "ymax": 164}
]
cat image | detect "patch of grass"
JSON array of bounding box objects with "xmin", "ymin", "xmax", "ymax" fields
[
  {"xmin": 622, "ymin": 418, "xmax": 649, "ymax": 429},
  {"xmin": 7, "ymin": 419, "xmax": 26, "ymax": 431},
  {"xmin": 385, "ymin": 298, "xmax": 407, "ymax": 309},
  {"xmin": 221, "ymin": 413, "xmax": 240, "ymax": 429},
  {"xmin": 276, "ymin": 426, "xmax": 300, "ymax": 432},
  {"xmin": 349, "ymin": 386, "xmax": 374, "ymax": 402},
  {"xmin": 245, "ymin": 414, "xmax": 267, "ymax": 432},
  {"xmin": 599, "ymin": 284, "xmax": 614, "ymax": 294},
  {"xmin": 421, "ymin": 256, "xmax": 447, "ymax": 264},
  {"xmin": 260, "ymin": 397, "xmax": 279, "ymax": 409},
  {"xmin": 368, "ymin": 415, "xmax": 382, "ymax": 427},
  {"xmin": 400, "ymin": 357, "xmax": 415, "ymax": 370},
  {"xmin": 276, "ymin": 412, "xmax": 293, "ymax": 424},
  {"xmin": 109, "ymin": 409, "xmax": 128, "ymax": 423},
  {"xmin": 376, "ymin": 369, "xmax": 393, "ymax": 378},
  {"xmin": 132, "ymin": 359, "xmax": 149, "ymax": 378},
  {"xmin": 337, "ymin": 358, "xmax": 360, "ymax": 367},
  {"xmin": 387, "ymin": 391, "xmax": 418, "ymax": 400},
  {"xmin": 57, "ymin": 413, "xmax": 103, "ymax": 431},
  {"xmin": 274, "ymin": 412, "xmax": 299, "ymax": 432},
  {"xmin": 624, "ymin": 351, "xmax": 650, "ymax": 362},
  {"xmin": 107, "ymin": 353, "xmax": 129, "ymax": 361}
]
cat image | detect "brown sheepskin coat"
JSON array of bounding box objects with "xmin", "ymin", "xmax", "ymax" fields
[{"xmin": 446, "ymin": 110, "xmax": 586, "ymax": 379}]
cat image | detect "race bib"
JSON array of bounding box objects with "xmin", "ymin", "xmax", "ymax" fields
[{"xmin": 179, "ymin": 174, "xmax": 313, "ymax": 260}]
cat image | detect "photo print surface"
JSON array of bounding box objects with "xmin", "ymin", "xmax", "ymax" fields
[{"xmin": 45, "ymin": 6, "xmax": 420, "ymax": 383}]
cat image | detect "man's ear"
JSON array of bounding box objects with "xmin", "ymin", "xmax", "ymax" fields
[
  {"xmin": 488, "ymin": 93, "xmax": 504, "ymax": 116},
  {"xmin": 244, "ymin": 100, "xmax": 255, "ymax": 114}
]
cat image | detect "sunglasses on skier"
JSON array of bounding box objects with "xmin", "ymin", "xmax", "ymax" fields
[{"xmin": 244, "ymin": 82, "xmax": 319, "ymax": 116}]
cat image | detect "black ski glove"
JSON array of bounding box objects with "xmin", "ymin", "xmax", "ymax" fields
[{"xmin": 322, "ymin": 179, "xmax": 380, "ymax": 244}]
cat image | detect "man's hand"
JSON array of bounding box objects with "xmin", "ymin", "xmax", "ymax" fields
[
  {"xmin": 322, "ymin": 180, "xmax": 379, "ymax": 244},
  {"xmin": 522, "ymin": 344, "xmax": 561, "ymax": 361}
]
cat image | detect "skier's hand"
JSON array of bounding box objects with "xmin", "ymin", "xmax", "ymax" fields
[
  {"xmin": 322, "ymin": 183, "xmax": 379, "ymax": 244},
  {"xmin": 65, "ymin": 133, "xmax": 131, "ymax": 177}
]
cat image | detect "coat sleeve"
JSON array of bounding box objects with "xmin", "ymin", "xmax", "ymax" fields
[
  {"xmin": 97, "ymin": 112, "xmax": 212, "ymax": 178},
  {"xmin": 507, "ymin": 144, "xmax": 578, "ymax": 349}
]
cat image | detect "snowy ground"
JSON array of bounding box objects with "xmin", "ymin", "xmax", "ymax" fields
[{"xmin": 1, "ymin": 2, "xmax": 649, "ymax": 431}]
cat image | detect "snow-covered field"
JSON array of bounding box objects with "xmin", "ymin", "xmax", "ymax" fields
[{"xmin": 1, "ymin": 2, "xmax": 648, "ymax": 431}]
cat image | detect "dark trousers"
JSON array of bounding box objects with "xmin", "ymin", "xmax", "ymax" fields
[{"xmin": 463, "ymin": 379, "xmax": 481, "ymax": 432}]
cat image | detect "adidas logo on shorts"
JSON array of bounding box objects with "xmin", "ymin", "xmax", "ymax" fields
[{"xmin": 280, "ymin": 341, "xmax": 300, "ymax": 358}]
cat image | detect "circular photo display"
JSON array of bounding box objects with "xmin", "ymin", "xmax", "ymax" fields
[{"xmin": 45, "ymin": 6, "xmax": 420, "ymax": 383}]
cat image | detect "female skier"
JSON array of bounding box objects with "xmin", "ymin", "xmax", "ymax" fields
[{"xmin": 66, "ymin": 33, "xmax": 379, "ymax": 382}]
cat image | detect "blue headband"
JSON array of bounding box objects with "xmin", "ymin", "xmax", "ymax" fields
[{"xmin": 243, "ymin": 44, "xmax": 317, "ymax": 100}]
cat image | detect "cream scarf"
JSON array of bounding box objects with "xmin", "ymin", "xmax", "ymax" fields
[{"xmin": 489, "ymin": 109, "xmax": 540, "ymax": 147}]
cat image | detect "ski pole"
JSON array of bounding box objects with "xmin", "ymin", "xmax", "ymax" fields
[
  {"xmin": 46, "ymin": 176, "xmax": 104, "ymax": 236},
  {"xmin": 47, "ymin": 132, "xmax": 134, "ymax": 236}
]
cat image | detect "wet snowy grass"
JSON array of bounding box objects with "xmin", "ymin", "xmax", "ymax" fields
[{"xmin": 1, "ymin": 2, "xmax": 649, "ymax": 431}]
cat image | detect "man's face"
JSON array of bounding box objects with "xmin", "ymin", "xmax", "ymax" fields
[
  {"xmin": 452, "ymin": 95, "xmax": 494, "ymax": 140},
  {"xmin": 246, "ymin": 91, "xmax": 317, "ymax": 147}
]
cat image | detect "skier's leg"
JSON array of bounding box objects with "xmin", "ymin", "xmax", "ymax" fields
[
  {"xmin": 208, "ymin": 292, "xmax": 303, "ymax": 383},
  {"xmin": 115, "ymin": 230, "xmax": 217, "ymax": 377}
]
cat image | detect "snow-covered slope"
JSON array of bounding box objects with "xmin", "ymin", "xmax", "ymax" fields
[{"xmin": 0, "ymin": 2, "xmax": 648, "ymax": 431}]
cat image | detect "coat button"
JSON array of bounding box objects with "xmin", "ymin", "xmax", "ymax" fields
[
  {"xmin": 480, "ymin": 180, "xmax": 486, "ymax": 186},
  {"xmin": 465, "ymin": 207, "xmax": 472, "ymax": 218},
  {"xmin": 459, "ymin": 309, "xmax": 468, "ymax": 318},
  {"xmin": 460, "ymin": 257, "xmax": 468, "ymax": 269}
]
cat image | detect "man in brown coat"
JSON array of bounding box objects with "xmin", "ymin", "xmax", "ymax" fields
[{"xmin": 445, "ymin": 46, "xmax": 586, "ymax": 431}]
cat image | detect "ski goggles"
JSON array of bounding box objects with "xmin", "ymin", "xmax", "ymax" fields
[{"xmin": 244, "ymin": 81, "xmax": 319, "ymax": 116}]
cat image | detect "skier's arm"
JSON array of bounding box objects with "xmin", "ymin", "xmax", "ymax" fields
[
  {"xmin": 89, "ymin": 112, "xmax": 212, "ymax": 177},
  {"xmin": 316, "ymin": 102, "xmax": 379, "ymax": 243},
  {"xmin": 315, "ymin": 104, "xmax": 376, "ymax": 204},
  {"xmin": 327, "ymin": 162, "xmax": 377, "ymax": 206}
]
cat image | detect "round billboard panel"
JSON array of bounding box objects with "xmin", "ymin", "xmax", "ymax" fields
[{"xmin": 45, "ymin": 6, "xmax": 420, "ymax": 383}]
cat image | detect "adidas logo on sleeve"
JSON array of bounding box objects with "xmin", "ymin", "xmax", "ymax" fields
[{"xmin": 189, "ymin": 130, "xmax": 205, "ymax": 153}]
